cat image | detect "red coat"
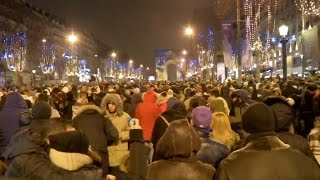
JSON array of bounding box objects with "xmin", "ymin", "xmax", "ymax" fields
[{"xmin": 135, "ymin": 91, "xmax": 161, "ymax": 141}]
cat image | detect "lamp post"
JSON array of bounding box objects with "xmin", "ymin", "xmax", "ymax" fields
[
  {"xmin": 32, "ymin": 69, "xmax": 36, "ymax": 86},
  {"xmin": 279, "ymin": 24, "xmax": 289, "ymax": 82},
  {"xmin": 66, "ymin": 33, "xmax": 78, "ymax": 82}
]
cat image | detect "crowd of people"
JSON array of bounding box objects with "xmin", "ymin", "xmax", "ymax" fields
[{"xmin": 0, "ymin": 74, "xmax": 320, "ymax": 179}]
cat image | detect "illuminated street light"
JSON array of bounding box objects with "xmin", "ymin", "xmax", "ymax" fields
[
  {"xmin": 181, "ymin": 58, "xmax": 185, "ymax": 63},
  {"xmin": 201, "ymin": 50, "xmax": 206, "ymax": 54},
  {"xmin": 67, "ymin": 34, "xmax": 78, "ymax": 44},
  {"xmin": 279, "ymin": 24, "xmax": 289, "ymax": 37},
  {"xmin": 95, "ymin": 54, "xmax": 98, "ymax": 57},
  {"xmin": 185, "ymin": 26, "xmax": 193, "ymax": 36},
  {"xmin": 42, "ymin": 39, "xmax": 47, "ymax": 43},
  {"xmin": 146, "ymin": 67, "xmax": 150, "ymax": 70},
  {"xmin": 111, "ymin": 52, "xmax": 117, "ymax": 58},
  {"xmin": 140, "ymin": 64, "xmax": 143, "ymax": 68},
  {"xmin": 182, "ymin": 50, "xmax": 187, "ymax": 55},
  {"xmin": 129, "ymin": 59, "xmax": 133, "ymax": 64}
]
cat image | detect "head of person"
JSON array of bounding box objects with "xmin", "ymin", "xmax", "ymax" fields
[
  {"xmin": 209, "ymin": 89, "xmax": 220, "ymax": 99},
  {"xmin": 101, "ymin": 94, "xmax": 123, "ymax": 116},
  {"xmin": 272, "ymin": 88, "xmax": 282, "ymax": 96},
  {"xmin": 211, "ymin": 112, "xmax": 237, "ymax": 148},
  {"xmin": 242, "ymin": 102, "xmax": 275, "ymax": 136},
  {"xmin": 192, "ymin": 106, "xmax": 212, "ymax": 134},
  {"xmin": 156, "ymin": 119, "xmax": 201, "ymax": 159}
]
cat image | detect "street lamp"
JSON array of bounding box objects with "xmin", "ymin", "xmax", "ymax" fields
[
  {"xmin": 67, "ymin": 34, "xmax": 78, "ymax": 44},
  {"xmin": 185, "ymin": 26, "xmax": 194, "ymax": 37},
  {"xmin": 182, "ymin": 50, "xmax": 187, "ymax": 55},
  {"xmin": 42, "ymin": 39, "xmax": 47, "ymax": 43},
  {"xmin": 279, "ymin": 24, "xmax": 289, "ymax": 82},
  {"xmin": 129, "ymin": 59, "xmax": 133, "ymax": 64},
  {"xmin": 32, "ymin": 69, "xmax": 36, "ymax": 86},
  {"xmin": 111, "ymin": 52, "xmax": 117, "ymax": 58}
]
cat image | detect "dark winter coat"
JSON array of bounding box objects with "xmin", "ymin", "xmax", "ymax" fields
[
  {"xmin": 216, "ymin": 134, "xmax": 320, "ymax": 180},
  {"xmin": 4, "ymin": 128, "xmax": 103, "ymax": 180},
  {"xmin": 195, "ymin": 129, "xmax": 230, "ymax": 169},
  {"xmin": 264, "ymin": 96, "xmax": 317, "ymax": 162},
  {"xmin": 128, "ymin": 93, "xmax": 142, "ymax": 118},
  {"xmin": 0, "ymin": 92, "xmax": 28, "ymax": 157},
  {"xmin": 73, "ymin": 105, "xmax": 119, "ymax": 152},
  {"xmin": 282, "ymin": 86, "xmax": 301, "ymax": 98},
  {"xmin": 151, "ymin": 103, "xmax": 187, "ymax": 161},
  {"xmin": 148, "ymin": 120, "xmax": 215, "ymax": 180}
]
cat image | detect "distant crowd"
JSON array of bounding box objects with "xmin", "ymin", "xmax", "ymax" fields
[{"xmin": 0, "ymin": 75, "xmax": 320, "ymax": 179}]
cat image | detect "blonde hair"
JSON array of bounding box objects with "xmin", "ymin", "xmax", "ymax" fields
[{"xmin": 211, "ymin": 112, "xmax": 239, "ymax": 149}]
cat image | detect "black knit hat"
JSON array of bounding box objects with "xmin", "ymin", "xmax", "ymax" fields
[
  {"xmin": 242, "ymin": 102, "xmax": 275, "ymax": 134},
  {"xmin": 31, "ymin": 101, "xmax": 52, "ymax": 119},
  {"xmin": 48, "ymin": 131, "xmax": 89, "ymax": 155}
]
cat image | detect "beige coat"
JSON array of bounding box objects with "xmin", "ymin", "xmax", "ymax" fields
[{"xmin": 101, "ymin": 94, "xmax": 131, "ymax": 167}]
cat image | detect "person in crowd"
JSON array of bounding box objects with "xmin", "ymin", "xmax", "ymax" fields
[
  {"xmin": 73, "ymin": 103, "xmax": 119, "ymax": 177},
  {"xmin": 157, "ymin": 91, "xmax": 170, "ymax": 113},
  {"xmin": 191, "ymin": 107, "xmax": 230, "ymax": 169},
  {"xmin": 101, "ymin": 93, "xmax": 131, "ymax": 178},
  {"xmin": 308, "ymin": 117, "xmax": 320, "ymax": 165},
  {"xmin": 135, "ymin": 90, "xmax": 161, "ymax": 142},
  {"xmin": 282, "ymin": 80, "xmax": 301, "ymax": 98},
  {"xmin": 216, "ymin": 103, "xmax": 320, "ymax": 180},
  {"xmin": 211, "ymin": 112, "xmax": 240, "ymax": 150},
  {"xmin": 272, "ymin": 87, "xmax": 282, "ymax": 96},
  {"xmin": 128, "ymin": 91, "xmax": 142, "ymax": 118},
  {"xmin": 148, "ymin": 119, "xmax": 215, "ymax": 180},
  {"xmin": 207, "ymin": 88, "xmax": 220, "ymax": 103},
  {"xmin": 0, "ymin": 92, "xmax": 28, "ymax": 157},
  {"xmin": 301, "ymin": 84, "xmax": 318, "ymax": 137},
  {"xmin": 209, "ymin": 98, "xmax": 229, "ymax": 115},
  {"xmin": 3, "ymin": 101, "xmax": 107, "ymax": 179},
  {"xmin": 264, "ymin": 96, "xmax": 317, "ymax": 162},
  {"xmin": 37, "ymin": 93, "xmax": 60, "ymax": 118},
  {"xmin": 48, "ymin": 130, "xmax": 104, "ymax": 178},
  {"xmin": 151, "ymin": 99, "xmax": 187, "ymax": 161}
]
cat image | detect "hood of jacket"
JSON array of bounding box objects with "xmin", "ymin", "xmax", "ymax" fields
[
  {"xmin": 73, "ymin": 104, "xmax": 105, "ymax": 118},
  {"xmin": 100, "ymin": 93, "xmax": 123, "ymax": 116},
  {"xmin": 4, "ymin": 92, "xmax": 28, "ymax": 109},
  {"xmin": 3, "ymin": 128, "xmax": 47, "ymax": 161},
  {"xmin": 156, "ymin": 119, "xmax": 201, "ymax": 159},
  {"xmin": 49, "ymin": 149, "xmax": 93, "ymax": 171},
  {"xmin": 142, "ymin": 90, "xmax": 158, "ymax": 103},
  {"xmin": 263, "ymin": 96, "xmax": 294, "ymax": 132},
  {"xmin": 131, "ymin": 93, "xmax": 143, "ymax": 104}
]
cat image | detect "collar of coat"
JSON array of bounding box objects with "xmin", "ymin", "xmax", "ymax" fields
[
  {"xmin": 241, "ymin": 133, "xmax": 290, "ymax": 152},
  {"xmin": 49, "ymin": 148, "xmax": 93, "ymax": 171},
  {"xmin": 74, "ymin": 104, "xmax": 105, "ymax": 117}
]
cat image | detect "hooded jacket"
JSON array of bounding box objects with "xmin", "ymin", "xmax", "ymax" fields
[
  {"xmin": 0, "ymin": 92, "xmax": 28, "ymax": 156},
  {"xmin": 147, "ymin": 120, "xmax": 215, "ymax": 180},
  {"xmin": 151, "ymin": 101, "xmax": 187, "ymax": 161},
  {"xmin": 135, "ymin": 91, "xmax": 162, "ymax": 141},
  {"xmin": 4, "ymin": 128, "xmax": 103, "ymax": 180},
  {"xmin": 100, "ymin": 94, "xmax": 131, "ymax": 167},
  {"xmin": 264, "ymin": 96, "xmax": 317, "ymax": 163},
  {"xmin": 73, "ymin": 105, "xmax": 119, "ymax": 152},
  {"xmin": 216, "ymin": 135, "xmax": 320, "ymax": 180}
]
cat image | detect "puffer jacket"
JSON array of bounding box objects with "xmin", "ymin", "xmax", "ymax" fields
[
  {"xmin": 4, "ymin": 128, "xmax": 103, "ymax": 180},
  {"xmin": 101, "ymin": 94, "xmax": 131, "ymax": 167},
  {"xmin": 147, "ymin": 120, "xmax": 215, "ymax": 180},
  {"xmin": 216, "ymin": 134, "xmax": 320, "ymax": 180},
  {"xmin": 0, "ymin": 92, "xmax": 28, "ymax": 156},
  {"xmin": 195, "ymin": 129, "xmax": 230, "ymax": 169},
  {"xmin": 135, "ymin": 91, "xmax": 162, "ymax": 141},
  {"xmin": 264, "ymin": 96, "xmax": 317, "ymax": 163}
]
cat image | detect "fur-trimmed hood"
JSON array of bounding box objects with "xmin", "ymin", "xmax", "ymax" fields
[
  {"xmin": 49, "ymin": 148, "xmax": 93, "ymax": 171},
  {"xmin": 100, "ymin": 93, "xmax": 123, "ymax": 116}
]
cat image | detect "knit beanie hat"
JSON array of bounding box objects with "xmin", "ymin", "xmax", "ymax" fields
[
  {"xmin": 242, "ymin": 102, "xmax": 275, "ymax": 134},
  {"xmin": 192, "ymin": 106, "xmax": 212, "ymax": 129},
  {"xmin": 31, "ymin": 101, "xmax": 52, "ymax": 119},
  {"xmin": 49, "ymin": 131, "xmax": 89, "ymax": 155}
]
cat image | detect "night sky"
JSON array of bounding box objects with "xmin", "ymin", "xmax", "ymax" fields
[{"xmin": 28, "ymin": 0, "xmax": 213, "ymax": 71}]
